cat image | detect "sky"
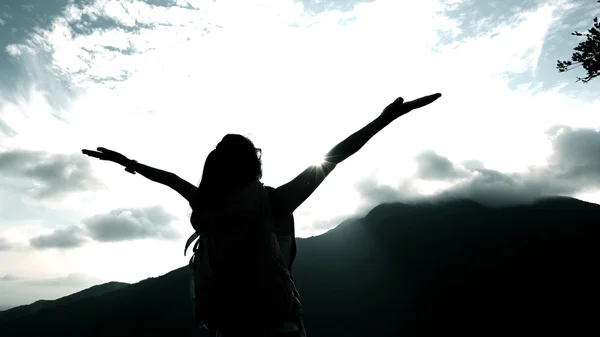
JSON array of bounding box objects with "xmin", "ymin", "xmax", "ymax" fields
[{"xmin": 1, "ymin": 0, "xmax": 600, "ymax": 308}]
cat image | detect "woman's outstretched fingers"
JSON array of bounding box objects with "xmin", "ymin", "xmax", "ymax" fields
[
  {"xmin": 82, "ymin": 149, "xmax": 102, "ymax": 158},
  {"xmin": 84, "ymin": 147, "xmax": 128, "ymax": 165},
  {"xmin": 407, "ymin": 93, "xmax": 442, "ymax": 109}
]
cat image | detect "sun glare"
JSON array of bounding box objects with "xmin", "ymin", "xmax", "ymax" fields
[{"xmin": 312, "ymin": 155, "xmax": 326, "ymax": 167}]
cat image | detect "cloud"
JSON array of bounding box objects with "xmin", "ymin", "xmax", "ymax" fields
[
  {"xmin": 547, "ymin": 125, "xmax": 600, "ymax": 182},
  {"xmin": 23, "ymin": 273, "xmax": 102, "ymax": 287},
  {"xmin": 356, "ymin": 126, "xmax": 600, "ymax": 208},
  {"xmin": 298, "ymin": 0, "xmax": 376, "ymax": 14},
  {"xmin": 0, "ymin": 0, "xmax": 80, "ymax": 110},
  {"xmin": 83, "ymin": 205, "xmax": 180, "ymax": 242},
  {"xmin": 432, "ymin": 126, "xmax": 600, "ymax": 206},
  {"xmin": 0, "ymin": 237, "xmax": 14, "ymax": 251},
  {"xmin": 2, "ymin": 0, "xmax": 209, "ymax": 93},
  {"xmin": 356, "ymin": 179, "xmax": 416, "ymax": 205},
  {"xmin": 415, "ymin": 150, "xmax": 469, "ymax": 180},
  {"xmin": 27, "ymin": 205, "xmax": 180, "ymax": 249},
  {"xmin": 29, "ymin": 225, "xmax": 88, "ymax": 249},
  {"xmin": 0, "ymin": 118, "xmax": 16, "ymax": 137},
  {"xmin": 0, "ymin": 0, "xmax": 215, "ymax": 129},
  {"xmin": 0, "ymin": 149, "xmax": 104, "ymax": 201},
  {"xmin": 0, "ymin": 274, "xmax": 19, "ymax": 281},
  {"xmin": 436, "ymin": 167, "xmax": 560, "ymax": 207}
]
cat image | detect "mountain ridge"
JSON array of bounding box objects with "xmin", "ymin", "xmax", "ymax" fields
[{"xmin": 0, "ymin": 196, "xmax": 597, "ymax": 337}]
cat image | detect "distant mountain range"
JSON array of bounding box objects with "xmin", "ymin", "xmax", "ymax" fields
[{"xmin": 0, "ymin": 197, "xmax": 597, "ymax": 337}]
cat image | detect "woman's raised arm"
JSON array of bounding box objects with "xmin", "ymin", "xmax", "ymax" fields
[
  {"xmin": 275, "ymin": 93, "xmax": 442, "ymax": 214},
  {"xmin": 82, "ymin": 147, "xmax": 197, "ymax": 202}
]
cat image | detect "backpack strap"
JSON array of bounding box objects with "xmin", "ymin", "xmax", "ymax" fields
[
  {"xmin": 265, "ymin": 187, "xmax": 297, "ymax": 272},
  {"xmin": 289, "ymin": 216, "xmax": 297, "ymax": 272},
  {"xmin": 185, "ymin": 232, "xmax": 200, "ymax": 256}
]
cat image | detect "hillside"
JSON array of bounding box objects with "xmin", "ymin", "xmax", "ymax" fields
[
  {"xmin": 0, "ymin": 282, "xmax": 130, "ymax": 324},
  {"xmin": 0, "ymin": 197, "xmax": 597, "ymax": 337}
]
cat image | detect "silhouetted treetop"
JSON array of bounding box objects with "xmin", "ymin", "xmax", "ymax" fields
[{"xmin": 557, "ymin": 1, "xmax": 600, "ymax": 83}]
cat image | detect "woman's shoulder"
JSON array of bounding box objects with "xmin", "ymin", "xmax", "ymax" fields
[
  {"xmin": 263, "ymin": 185, "xmax": 278, "ymax": 203},
  {"xmin": 263, "ymin": 185, "xmax": 293, "ymax": 216}
]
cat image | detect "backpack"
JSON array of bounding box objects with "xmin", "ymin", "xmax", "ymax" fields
[{"xmin": 184, "ymin": 181, "xmax": 303, "ymax": 335}]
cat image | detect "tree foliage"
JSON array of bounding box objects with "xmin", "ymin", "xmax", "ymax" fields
[{"xmin": 557, "ymin": 1, "xmax": 600, "ymax": 83}]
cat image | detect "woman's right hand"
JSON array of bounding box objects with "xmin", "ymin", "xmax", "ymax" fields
[{"xmin": 81, "ymin": 147, "xmax": 130, "ymax": 166}]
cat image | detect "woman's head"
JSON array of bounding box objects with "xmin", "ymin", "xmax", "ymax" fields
[
  {"xmin": 212, "ymin": 134, "xmax": 262, "ymax": 182},
  {"xmin": 190, "ymin": 134, "xmax": 262, "ymax": 222}
]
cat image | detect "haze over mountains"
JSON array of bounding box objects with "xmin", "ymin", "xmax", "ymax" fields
[
  {"xmin": 0, "ymin": 196, "xmax": 597, "ymax": 337},
  {"xmin": 0, "ymin": 282, "xmax": 129, "ymax": 324}
]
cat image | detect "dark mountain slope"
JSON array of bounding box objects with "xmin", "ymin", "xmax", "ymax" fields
[
  {"xmin": 0, "ymin": 281, "xmax": 129, "ymax": 324},
  {"xmin": 0, "ymin": 197, "xmax": 597, "ymax": 337},
  {"xmin": 293, "ymin": 197, "xmax": 598, "ymax": 336}
]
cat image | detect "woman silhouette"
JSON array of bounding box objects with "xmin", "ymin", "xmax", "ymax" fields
[{"xmin": 82, "ymin": 93, "xmax": 442, "ymax": 337}]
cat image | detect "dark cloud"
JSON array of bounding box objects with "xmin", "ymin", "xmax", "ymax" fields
[
  {"xmin": 0, "ymin": 149, "xmax": 104, "ymax": 201},
  {"xmin": 0, "ymin": 0, "xmax": 72, "ymax": 80},
  {"xmin": 0, "ymin": 237, "xmax": 14, "ymax": 251},
  {"xmin": 354, "ymin": 178, "xmax": 424, "ymax": 214},
  {"xmin": 29, "ymin": 225, "xmax": 88, "ymax": 249},
  {"xmin": 83, "ymin": 205, "xmax": 179, "ymax": 242},
  {"xmin": 435, "ymin": 168, "xmax": 561, "ymax": 207},
  {"xmin": 461, "ymin": 160, "xmax": 486, "ymax": 171},
  {"xmin": 547, "ymin": 126, "xmax": 600, "ymax": 182},
  {"xmin": 415, "ymin": 150, "xmax": 468, "ymax": 180},
  {"xmin": 142, "ymin": 0, "xmax": 178, "ymax": 7},
  {"xmin": 355, "ymin": 179, "xmax": 417, "ymax": 205},
  {"xmin": 27, "ymin": 205, "xmax": 180, "ymax": 249},
  {"xmin": 0, "ymin": 0, "xmax": 81, "ymax": 109},
  {"xmin": 356, "ymin": 126, "xmax": 600, "ymax": 208},
  {"xmin": 356, "ymin": 179, "xmax": 404, "ymax": 205}
]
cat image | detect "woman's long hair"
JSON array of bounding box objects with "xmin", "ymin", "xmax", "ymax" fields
[{"xmin": 190, "ymin": 134, "xmax": 262, "ymax": 231}]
